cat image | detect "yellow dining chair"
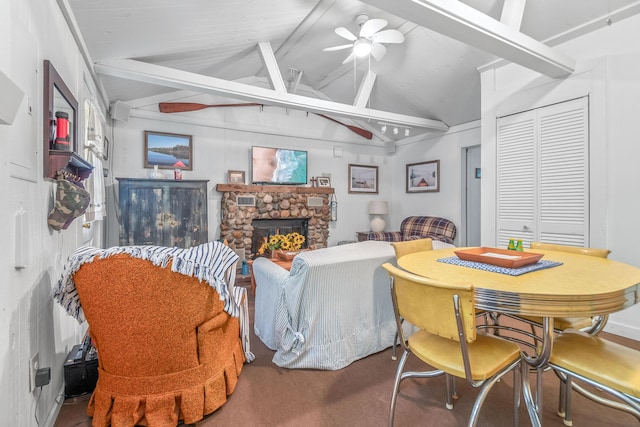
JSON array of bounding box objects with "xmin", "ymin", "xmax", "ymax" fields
[
  {"xmin": 518, "ymin": 242, "xmax": 612, "ymax": 334},
  {"xmin": 549, "ymin": 330, "xmax": 640, "ymax": 425},
  {"xmin": 390, "ymin": 237, "xmax": 433, "ymax": 259},
  {"xmin": 389, "ymin": 238, "xmax": 433, "ymax": 360},
  {"xmin": 382, "ymin": 263, "xmax": 522, "ymax": 427}
]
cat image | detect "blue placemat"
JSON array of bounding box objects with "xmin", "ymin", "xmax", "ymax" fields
[{"xmin": 437, "ymin": 257, "xmax": 563, "ymax": 276}]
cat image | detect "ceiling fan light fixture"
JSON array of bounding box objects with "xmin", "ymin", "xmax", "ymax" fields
[{"xmin": 353, "ymin": 39, "xmax": 372, "ymax": 57}]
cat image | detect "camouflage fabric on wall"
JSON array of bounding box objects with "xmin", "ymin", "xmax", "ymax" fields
[{"xmin": 48, "ymin": 178, "xmax": 91, "ymax": 230}]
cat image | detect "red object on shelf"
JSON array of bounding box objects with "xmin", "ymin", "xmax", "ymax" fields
[{"xmin": 54, "ymin": 111, "xmax": 70, "ymax": 150}]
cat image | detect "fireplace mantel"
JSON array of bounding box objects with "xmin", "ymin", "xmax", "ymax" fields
[{"xmin": 216, "ymin": 184, "xmax": 333, "ymax": 194}]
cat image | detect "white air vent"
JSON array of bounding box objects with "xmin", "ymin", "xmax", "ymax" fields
[
  {"xmin": 307, "ymin": 196, "xmax": 323, "ymax": 207},
  {"xmin": 237, "ymin": 195, "xmax": 256, "ymax": 207}
]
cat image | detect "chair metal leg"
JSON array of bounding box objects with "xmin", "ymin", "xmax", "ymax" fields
[
  {"xmin": 391, "ymin": 318, "xmax": 405, "ymax": 360},
  {"xmin": 389, "ymin": 350, "xmax": 409, "ymax": 427},
  {"xmin": 468, "ymin": 359, "xmax": 521, "ymax": 427},
  {"xmin": 563, "ymin": 376, "xmax": 573, "ymax": 426},
  {"xmin": 513, "ymin": 366, "xmax": 521, "ymax": 427},
  {"xmin": 445, "ymin": 374, "xmax": 455, "ymax": 409}
]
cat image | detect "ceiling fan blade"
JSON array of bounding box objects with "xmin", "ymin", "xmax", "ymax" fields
[
  {"xmin": 371, "ymin": 43, "xmax": 387, "ymax": 61},
  {"xmin": 335, "ymin": 27, "xmax": 357, "ymax": 41},
  {"xmin": 371, "ymin": 29, "xmax": 405, "ymax": 44},
  {"xmin": 323, "ymin": 44, "xmax": 354, "ymax": 52},
  {"xmin": 359, "ymin": 18, "xmax": 387, "ymax": 38},
  {"xmin": 342, "ymin": 51, "xmax": 355, "ymax": 65}
]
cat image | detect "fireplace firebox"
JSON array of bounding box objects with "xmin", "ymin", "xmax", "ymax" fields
[{"xmin": 251, "ymin": 218, "xmax": 309, "ymax": 255}]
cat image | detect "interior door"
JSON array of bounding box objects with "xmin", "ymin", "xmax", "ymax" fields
[{"xmin": 464, "ymin": 145, "xmax": 481, "ymax": 246}]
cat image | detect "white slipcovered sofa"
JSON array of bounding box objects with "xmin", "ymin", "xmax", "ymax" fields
[{"xmin": 253, "ymin": 239, "xmax": 453, "ymax": 370}]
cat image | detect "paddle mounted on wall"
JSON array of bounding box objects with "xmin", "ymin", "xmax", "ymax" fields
[{"xmin": 158, "ymin": 102, "xmax": 373, "ymax": 140}]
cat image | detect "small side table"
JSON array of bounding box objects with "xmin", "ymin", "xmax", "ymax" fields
[{"xmin": 356, "ymin": 231, "xmax": 370, "ymax": 242}]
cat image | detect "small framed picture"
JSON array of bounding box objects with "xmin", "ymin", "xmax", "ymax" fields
[
  {"xmin": 317, "ymin": 176, "xmax": 331, "ymax": 188},
  {"xmin": 349, "ymin": 164, "xmax": 378, "ymax": 194},
  {"xmin": 144, "ymin": 131, "xmax": 193, "ymax": 170},
  {"xmin": 406, "ymin": 160, "xmax": 440, "ymax": 193},
  {"xmin": 227, "ymin": 170, "xmax": 246, "ymax": 184}
]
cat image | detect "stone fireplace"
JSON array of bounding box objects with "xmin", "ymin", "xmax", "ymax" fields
[{"xmin": 216, "ymin": 184, "xmax": 334, "ymax": 260}]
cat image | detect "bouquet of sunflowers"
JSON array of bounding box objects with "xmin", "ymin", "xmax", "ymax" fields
[{"xmin": 258, "ymin": 231, "xmax": 306, "ymax": 255}]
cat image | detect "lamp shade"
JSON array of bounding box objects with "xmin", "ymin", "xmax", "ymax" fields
[{"xmin": 368, "ymin": 201, "xmax": 388, "ymax": 215}]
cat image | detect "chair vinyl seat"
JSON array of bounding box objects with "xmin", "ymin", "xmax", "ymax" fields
[
  {"xmin": 409, "ymin": 330, "xmax": 521, "ymax": 381},
  {"xmin": 550, "ymin": 330, "xmax": 640, "ymax": 398},
  {"xmin": 517, "ymin": 315, "xmax": 593, "ymax": 331}
]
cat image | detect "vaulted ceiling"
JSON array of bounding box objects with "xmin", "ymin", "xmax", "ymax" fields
[{"xmin": 61, "ymin": 0, "xmax": 640, "ymax": 141}]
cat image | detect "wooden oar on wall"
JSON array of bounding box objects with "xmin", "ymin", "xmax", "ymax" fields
[{"xmin": 158, "ymin": 102, "xmax": 373, "ymax": 140}]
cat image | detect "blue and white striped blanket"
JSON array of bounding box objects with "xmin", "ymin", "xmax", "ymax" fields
[{"xmin": 53, "ymin": 242, "xmax": 255, "ymax": 362}]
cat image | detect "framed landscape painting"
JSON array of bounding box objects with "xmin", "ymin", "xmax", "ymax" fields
[
  {"xmin": 406, "ymin": 160, "xmax": 440, "ymax": 193},
  {"xmin": 144, "ymin": 131, "xmax": 193, "ymax": 170},
  {"xmin": 348, "ymin": 164, "xmax": 378, "ymax": 194}
]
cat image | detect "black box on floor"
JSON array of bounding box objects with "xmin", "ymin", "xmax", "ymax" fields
[{"xmin": 63, "ymin": 344, "xmax": 98, "ymax": 397}]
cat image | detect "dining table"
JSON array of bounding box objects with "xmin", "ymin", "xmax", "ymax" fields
[{"xmin": 397, "ymin": 247, "xmax": 640, "ymax": 426}]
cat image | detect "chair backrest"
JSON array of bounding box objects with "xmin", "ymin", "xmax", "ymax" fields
[
  {"xmin": 530, "ymin": 242, "xmax": 610, "ymax": 259},
  {"xmin": 391, "ymin": 238, "xmax": 433, "ymax": 259},
  {"xmin": 73, "ymin": 254, "xmax": 225, "ymax": 377},
  {"xmin": 400, "ymin": 216, "xmax": 457, "ymax": 244},
  {"xmin": 382, "ymin": 263, "xmax": 476, "ymax": 343}
]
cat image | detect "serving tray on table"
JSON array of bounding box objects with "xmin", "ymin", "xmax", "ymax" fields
[{"xmin": 454, "ymin": 247, "xmax": 544, "ymax": 269}]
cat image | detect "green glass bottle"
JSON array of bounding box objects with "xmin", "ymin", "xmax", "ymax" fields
[
  {"xmin": 515, "ymin": 239, "xmax": 524, "ymax": 251},
  {"xmin": 507, "ymin": 238, "xmax": 516, "ymax": 250}
]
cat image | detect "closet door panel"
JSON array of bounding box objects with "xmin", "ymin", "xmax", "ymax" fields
[
  {"xmin": 496, "ymin": 113, "xmax": 536, "ymax": 248},
  {"xmin": 537, "ymin": 97, "xmax": 589, "ymax": 245}
]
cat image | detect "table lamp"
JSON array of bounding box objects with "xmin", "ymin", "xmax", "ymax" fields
[{"xmin": 368, "ymin": 201, "xmax": 388, "ymax": 232}]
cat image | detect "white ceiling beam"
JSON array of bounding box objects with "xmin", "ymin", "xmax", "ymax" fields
[
  {"xmin": 361, "ymin": 0, "xmax": 575, "ymax": 78},
  {"xmin": 500, "ymin": 0, "xmax": 526, "ymax": 30},
  {"xmin": 257, "ymin": 42, "xmax": 287, "ymax": 94},
  {"xmin": 354, "ymin": 69, "xmax": 377, "ymax": 108},
  {"xmin": 94, "ymin": 59, "xmax": 449, "ymax": 131},
  {"xmin": 255, "ymin": 0, "xmax": 335, "ymax": 77}
]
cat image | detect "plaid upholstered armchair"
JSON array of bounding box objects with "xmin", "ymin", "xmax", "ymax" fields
[{"xmin": 366, "ymin": 216, "xmax": 457, "ymax": 245}]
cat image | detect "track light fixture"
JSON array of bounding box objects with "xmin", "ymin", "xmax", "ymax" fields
[{"xmin": 379, "ymin": 122, "xmax": 411, "ymax": 137}]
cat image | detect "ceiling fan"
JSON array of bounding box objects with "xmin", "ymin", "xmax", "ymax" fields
[{"xmin": 323, "ymin": 13, "xmax": 405, "ymax": 64}]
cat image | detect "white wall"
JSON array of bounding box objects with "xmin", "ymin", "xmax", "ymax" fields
[
  {"xmin": 106, "ymin": 104, "xmax": 395, "ymax": 248},
  {"xmin": 480, "ymin": 14, "xmax": 640, "ymax": 339},
  {"xmin": 1, "ymin": 0, "xmax": 110, "ymax": 425},
  {"xmin": 391, "ymin": 122, "xmax": 481, "ymax": 245}
]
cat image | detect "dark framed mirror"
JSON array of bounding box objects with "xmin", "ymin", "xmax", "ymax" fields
[{"xmin": 43, "ymin": 60, "xmax": 92, "ymax": 180}]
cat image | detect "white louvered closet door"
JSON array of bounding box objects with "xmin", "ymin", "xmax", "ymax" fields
[{"xmin": 496, "ymin": 97, "xmax": 589, "ymax": 248}]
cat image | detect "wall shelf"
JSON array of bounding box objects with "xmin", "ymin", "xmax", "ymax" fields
[{"xmin": 43, "ymin": 60, "xmax": 93, "ymax": 181}]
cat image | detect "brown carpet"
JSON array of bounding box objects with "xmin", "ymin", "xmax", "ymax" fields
[{"xmin": 55, "ymin": 286, "xmax": 639, "ymax": 427}]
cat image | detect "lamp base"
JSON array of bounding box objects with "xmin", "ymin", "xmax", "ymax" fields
[{"xmin": 370, "ymin": 216, "xmax": 386, "ymax": 233}]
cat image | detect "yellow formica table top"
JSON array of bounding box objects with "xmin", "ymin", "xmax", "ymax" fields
[{"xmin": 398, "ymin": 248, "xmax": 640, "ymax": 318}]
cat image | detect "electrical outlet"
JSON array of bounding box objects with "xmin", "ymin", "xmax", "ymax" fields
[{"xmin": 29, "ymin": 353, "xmax": 39, "ymax": 392}]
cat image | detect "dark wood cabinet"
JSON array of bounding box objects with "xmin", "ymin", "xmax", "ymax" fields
[{"xmin": 117, "ymin": 178, "xmax": 208, "ymax": 248}]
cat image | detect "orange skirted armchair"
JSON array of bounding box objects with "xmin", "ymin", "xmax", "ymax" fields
[{"xmin": 54, "ymin": 243, "xmax": 248, "ymax": 427}]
